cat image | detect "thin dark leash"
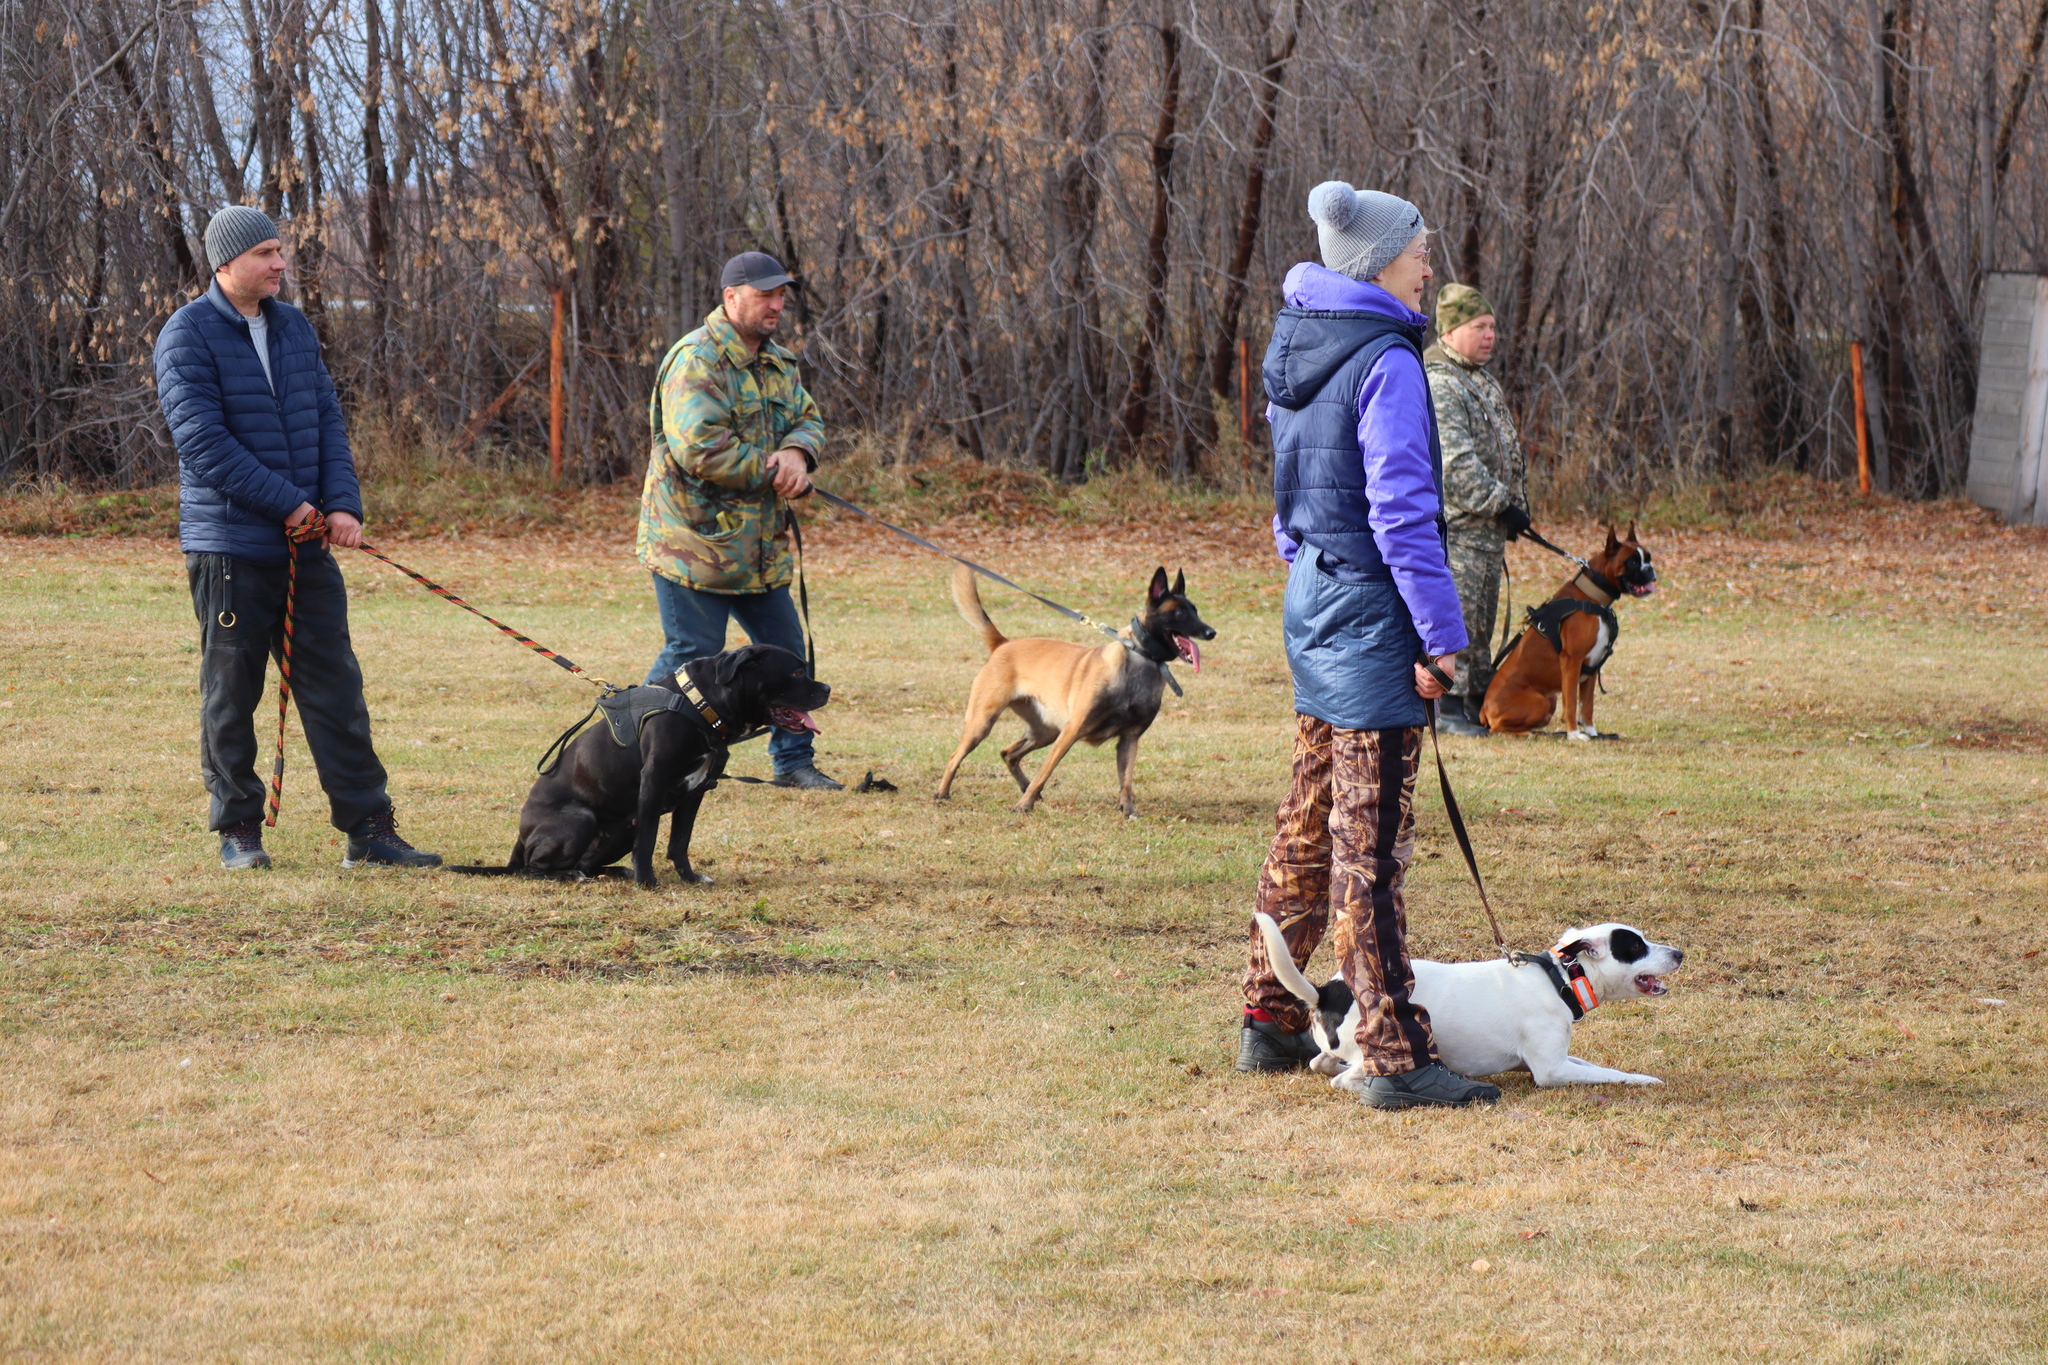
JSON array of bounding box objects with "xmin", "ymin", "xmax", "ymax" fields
[
  {"xmin": 806, "ymin": 486, "xmax": 1126, "ymax": 642},
  {"xmin": 1417, "ymin": 654, "xmax": 1601, "ymax": 1015},
  {"xmin": 1415, "ymin": 656, "xmax": 1509, "ymax": 959},
  {"xmin": 804, "ymin": 485, "xmax": 1180, "ymax": 693}
]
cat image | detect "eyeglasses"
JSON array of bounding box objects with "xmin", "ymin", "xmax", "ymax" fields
[{"xmin": 1402, "ymin": 242, "xmax": 1433, "ymax": 263}]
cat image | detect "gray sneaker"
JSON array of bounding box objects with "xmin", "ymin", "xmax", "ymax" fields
[
  {"xmin": 771, "ymin": 764, "xmax": 845, "ymax": 791},
  {"xmin": 219, "ymin": 819, "xmax": 272, "ymax": 871},
  {"xmin": 1336, "ymin": 1062, "xmax": 1502, "ymax": 1109},
  {"xmin": 1235, "ymin": 1017, "xmax": 1321, "ymax": 1073}
]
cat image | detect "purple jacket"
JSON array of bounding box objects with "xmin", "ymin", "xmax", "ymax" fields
[{"xmin": 1268, "ymin": 263, "xmax": 1466, "ymax": 658}]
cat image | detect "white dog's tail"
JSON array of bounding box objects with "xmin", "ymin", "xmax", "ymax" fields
[{"xmin": 1253, "ymin": 912, "xmax": 1320, "ymax": 1007}]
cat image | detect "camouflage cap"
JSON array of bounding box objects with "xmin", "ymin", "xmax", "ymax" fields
[{"xmin": 1434, "ymin": 281, "xmax": 1495, "ymax": 337}]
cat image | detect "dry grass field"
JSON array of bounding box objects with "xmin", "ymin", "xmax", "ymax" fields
[{"xmin": 3, "ymin": 485, "xmax": 2046, "ymax": 1362}]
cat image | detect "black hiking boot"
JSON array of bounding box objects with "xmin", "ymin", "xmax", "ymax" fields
[
  {"xmin": 1235, "ymin": 1016, "xmax": 1321, "ymax": 1073},
  {"xmin": 771, "ymin": 764, "xmax": 845, "ymax": 791},
  {"xmin": 1335, "ymin": 1062, "xmax": 1502, "ymax": 1109},
  {"xmin": 219, "ymin": 819, "xmax": 272, "ymax": 871},
  {"xmin": 1435, "ymin": 695, "xmax": 1489, "ymax": 737},
  {"xmin": 343, "ymin": 808, "xmax": 442, "ymax": 868}
]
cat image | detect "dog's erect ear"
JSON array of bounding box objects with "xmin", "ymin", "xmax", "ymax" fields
[
  {"xmin": 1607, "ymin": 927, "xmax": 1649, "ymax": 963},
  {"xmin": 1604, "ymin": 525, "xmax": 1620, "ymax": 551},
  {"xmin": 1625, "ymin": 519, "xmax": 1638, "ymax": 544},
  {"xmin": 1171, "ymin": 569, "xmax": 1186, "ymax": 597},
  {"xmin": 1148, "ymin": 567, "xmax": 1170, "ymax": 604}
]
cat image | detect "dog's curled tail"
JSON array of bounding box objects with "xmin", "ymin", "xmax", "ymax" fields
[
  {"xmin": 950, "ymin": 564, "xmax": 1007, "ymax": 655},
  {"xmin": 1253, "ymin": 912, "xmax": 1322, "ymax": 1008}
]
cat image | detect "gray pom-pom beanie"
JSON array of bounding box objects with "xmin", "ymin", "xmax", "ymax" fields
[
  {"xmin": 204, "ymin": 206, "xmax": 281, "ymax": 271},
  {"xmin": 1307, "ymin": 181, "xmax": 1426, "ymax": 283}
]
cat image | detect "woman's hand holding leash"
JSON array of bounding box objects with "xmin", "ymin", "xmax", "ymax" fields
[{"xmin": 1414, "ymin": 654, "xmax": 1458, "ymax": 699}]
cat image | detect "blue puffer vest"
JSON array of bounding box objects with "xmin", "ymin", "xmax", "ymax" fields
[
  {"xmin": 155, "ymin": 283, "xmax": 362, "ymax": 566},
  {"xmin": 1265, "ymin": 308, "xmax": 1440, "ymax": 583}
]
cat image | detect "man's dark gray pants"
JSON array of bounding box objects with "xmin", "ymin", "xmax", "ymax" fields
[{"xmin": 187, "ymin": 549, "xmax": 391, "ymax": 833}]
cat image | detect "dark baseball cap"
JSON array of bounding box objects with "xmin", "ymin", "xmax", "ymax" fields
[{"xmin": 721, "ymin": 251, "xmax": 796, "ymax": 291}]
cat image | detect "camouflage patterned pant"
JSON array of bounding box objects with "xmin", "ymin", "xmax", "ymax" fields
[
  {"xmin": 1241, "ymin": 716, "xmax": 1438, "ymax": 1076},
  {"xmin": 1447, "ymin": 530, "xmax": 1506, "ymax": 702}
]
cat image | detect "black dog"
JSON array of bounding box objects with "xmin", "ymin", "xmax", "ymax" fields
[{"xmin": 508, "ymin": 644, "xmax": 831, "ymax": 888}]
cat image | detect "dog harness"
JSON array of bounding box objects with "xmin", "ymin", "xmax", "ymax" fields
[
  {"xmin": 1491, "ymin": 597, "xmax": 1620, "ymax": 672},
  {"xmin": 1511, "ymin": 947, "xmax": 1600, "ymax": 1020}
]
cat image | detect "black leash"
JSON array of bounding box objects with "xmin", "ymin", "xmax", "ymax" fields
[
  {"xmin": 1416, "ymin": 654, "xmax": 1511, "ymax": 960},
  {"xmin": 806, "ymin": 486, "xmax": 1125, "ymax": 643},
  {"xmin": 1516, "ymin": 525, "xmax": 1585, "ymax": 567}
]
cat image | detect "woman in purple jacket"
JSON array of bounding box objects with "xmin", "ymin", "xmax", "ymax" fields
[{"xmin": 1235, "ymin": 182, "xmax": 1499, "ymax": 1110}]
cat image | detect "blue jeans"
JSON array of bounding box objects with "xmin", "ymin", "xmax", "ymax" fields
[{"xmin": 646, "ymin": 574, "xmax": 816, "ymax": 774}]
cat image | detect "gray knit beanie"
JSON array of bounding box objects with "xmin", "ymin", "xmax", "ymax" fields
[
  {"xmin": 204, "ymin": 206, "xmax": 281, "ymax": 271},
  {"xmin": 1307, "ymin": 182, "xmax": 1426, "ymax": 282}
]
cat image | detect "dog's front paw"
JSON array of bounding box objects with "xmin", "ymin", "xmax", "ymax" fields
[
  {"xmin": 677, "ymin": 869, "xmax": 713, "ymax": 886},
  {"xmin": 1565, "ymin": 728, "xmax": 1592, "ymax": 742},
  {"xmin": 634, "ymin": 875, "xmax": 661, "ymax": 890}
]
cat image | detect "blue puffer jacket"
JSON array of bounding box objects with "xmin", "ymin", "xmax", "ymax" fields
[{"xmin": 155, "ymin": 283, "xmax": 362, "ymax": 565}]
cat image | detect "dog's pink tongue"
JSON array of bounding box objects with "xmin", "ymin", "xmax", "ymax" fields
[
  {"xmin": 1176, "ymin": 636, "xmax": 1201, "ymax": 672},
  {"xmin": 774, "ymin": 707, "xmax": 820, "ymax": 733}
]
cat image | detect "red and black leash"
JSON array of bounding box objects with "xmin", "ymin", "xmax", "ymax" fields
[{"xmin": 263, "ymin": 510, "xmax": 616, "ymax": 826}]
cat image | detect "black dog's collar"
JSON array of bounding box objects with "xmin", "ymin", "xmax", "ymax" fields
[
  {"xmin": 1513, "ymin": 949, "xmax": 1599, "ymax": 1020},
  {"xmin": 678, "ymin": 678, "xmax": 735, "ymax": 744}
]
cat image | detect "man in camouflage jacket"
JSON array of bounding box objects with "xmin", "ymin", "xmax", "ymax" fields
[
  {"xmin": 637, "ymin": 251, "xmax": 840, "ymax": 789},
  {"xmin": 1423, "ymin": 282, "xmax": 1531, "ymax": 734}
]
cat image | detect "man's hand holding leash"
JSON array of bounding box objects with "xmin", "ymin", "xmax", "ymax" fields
[
  {"xmin": 766, "ymin": 448, "xmax": 812, "ymax": 498},
  {"xmin": 287, "ymin": 502, "xmax": 363, "ymax": 548},
  {"xmin": 1414, "ymin": 654, "xmax": 1458, "ymax": 699}
]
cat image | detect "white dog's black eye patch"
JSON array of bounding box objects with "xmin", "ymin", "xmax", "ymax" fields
[
  {"xmin": 1608, "ymin": 928, "xmax": 1649, "ymax": 963},
  {"xmin": 1318, "ymin": 978, "xmax": 1354, "ymax": 1037}
]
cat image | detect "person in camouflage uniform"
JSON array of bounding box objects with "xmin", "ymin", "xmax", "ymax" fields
[
  {"xmin": 1422, "ymin": 282, "xmax": 1531, "ymax": 735},
  {"xmin": 637, "ymin": 251, "xmax": 841, "ymax": 789}
]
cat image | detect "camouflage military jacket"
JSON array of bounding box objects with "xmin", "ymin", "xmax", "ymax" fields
[
  {"xmin": 1424, "ymin": 342, "xmax": 1527, "ymax": 537},
  {"xmin": 636, "ymin": 308, "xmax": 824, "ymax": 593}
]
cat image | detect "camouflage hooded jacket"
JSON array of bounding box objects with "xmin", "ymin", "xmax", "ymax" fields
[
  {"xmin": 636, "ymin": 307, "xmax": 824, "ymax": 593},
  {"xmin": 1423, "ymin": 341, "xmax": 1527, "ymax": 538}
]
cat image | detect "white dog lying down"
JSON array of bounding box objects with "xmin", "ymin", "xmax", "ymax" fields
[{"xmin": 1253, "ymin": 914, "xmax": 1685, "ymax": 1087}]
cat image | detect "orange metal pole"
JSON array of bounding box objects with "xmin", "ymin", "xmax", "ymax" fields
[
  {"xmin": 1849, "ymin": 339, "xmax": 1871, "ymax": 496},
  {"xmin": 1238, "ymin": 335, "xmax": 1254, "ymax": 446},
  {"xmin": 548, "ymin": 286, "xmax": 565, "ymax": 482}
]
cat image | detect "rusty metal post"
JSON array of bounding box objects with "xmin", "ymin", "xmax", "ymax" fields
[
  {"xmin": 548, "ymin": 286, "xmax": 566, "ymax": 482},
  {"xmin": 1850, "ymin": 339, "xmax": 1871, "ymax": 496}
]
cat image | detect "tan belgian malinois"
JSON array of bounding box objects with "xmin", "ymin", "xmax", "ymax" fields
[{"xmin": 935, "ymin": 565, "xmax": 1216, "ymax": 817}]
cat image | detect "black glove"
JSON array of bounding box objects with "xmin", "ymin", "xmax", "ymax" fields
[{"xmin": 1500, "ymin": 504, "xmax": 1532, "ymax": 540}]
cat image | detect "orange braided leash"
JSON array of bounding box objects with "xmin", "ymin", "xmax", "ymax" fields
[
  {"xmin": 352, "ymin": 541, "xmax": 614, "ymax": 690},
  {"xmin": 264, "ymin": 511, "xmax": 330, "ymax": 827}
]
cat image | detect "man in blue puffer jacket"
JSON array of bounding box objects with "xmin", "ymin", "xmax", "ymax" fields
[
  {"xmin": 1234, "ymin": 182, "xmax": 1499, "ymax": 1109},
  {"xmin": 155, "ymin": 206, "xmax": 438, "ymax": 871}
]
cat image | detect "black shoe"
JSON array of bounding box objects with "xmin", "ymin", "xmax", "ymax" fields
[
  {"xmin": 771, "ymin": 764, "xmax": 845, "ymax": 791},
  {"xmin": 1235, "ymin": 1017, "xmax": 1321, "ymax": 1073},
  {"xmin": 219, "ymin": 819, "xmax": 272, "ymax": 871},
  {"xmin": 1337, "ymin": 1061, "xmax": 1502, "ymax": 1109},
  {"xmin": 343, "ymin": 808, "xmax": 442, "ymax": 868},
  {"xmin": 1436, "ymin": 696, "xmax": 1489, "ymax": 737}
]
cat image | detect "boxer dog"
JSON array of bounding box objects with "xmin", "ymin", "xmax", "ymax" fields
[
  {"xmin": 1480, "ymin": 524, "xmax": 1656, "ymax": 739},
  {"xmin": 1253, "ymin": 913, "xmax": 1684, "ymax": 1087}
]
